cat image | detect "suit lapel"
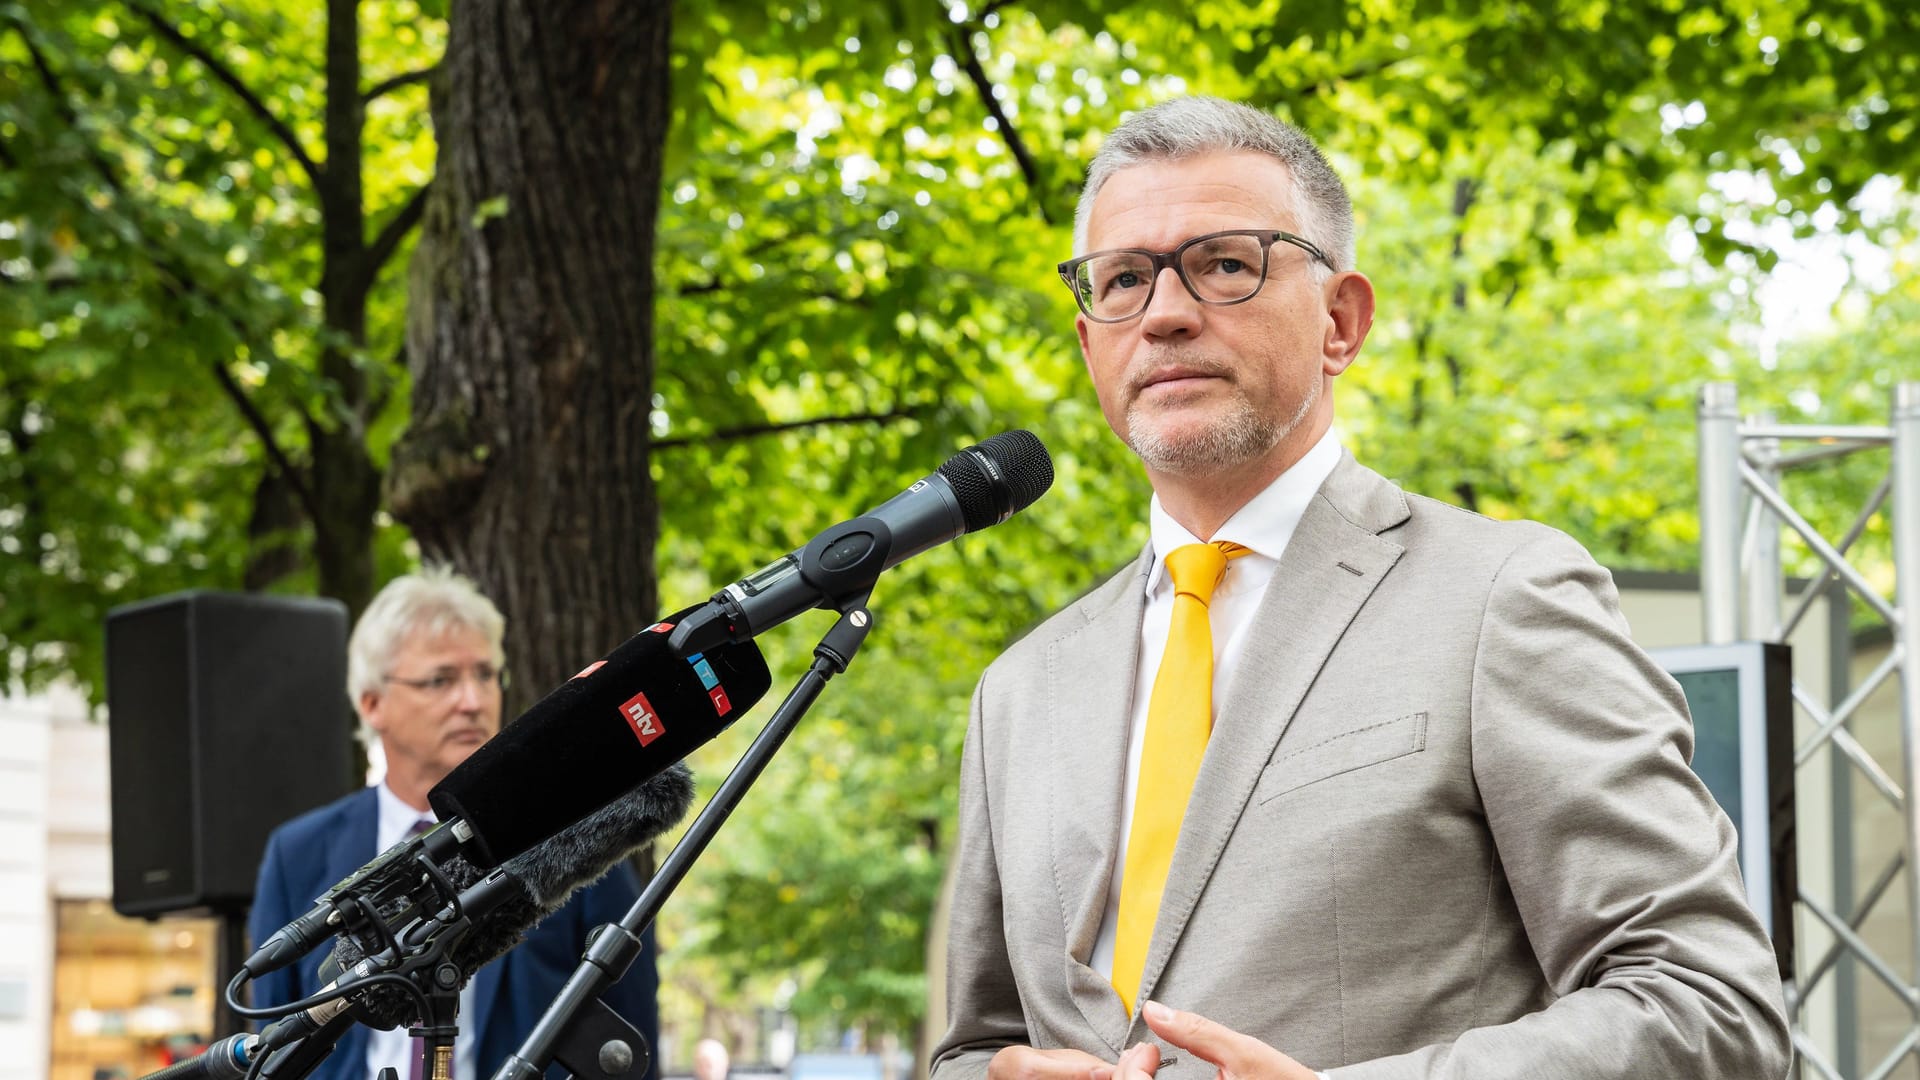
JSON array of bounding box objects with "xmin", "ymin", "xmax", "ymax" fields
[
  {"xmin": 328, "ymin": 788, "xmax": 380, "ymax": 893},
  {"xmin": 1046, "ymin": 550, "xmax": 1151, "ymax": 1050},
  {"xmin": 321, "ymin": 791, "xmax": 380, "ymax": 1080},
  {"xmin": 1131, "ymin": 455, "xmax": 1409, "ymax": 1013}
]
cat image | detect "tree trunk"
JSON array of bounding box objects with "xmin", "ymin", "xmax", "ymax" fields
[
  {"xmin": 308, "ymin": 0, "xmax": 382, "ymax": 622},
  {"xmin": 393, "ymin": 0, "xmax": 671, "ymax": 706}
]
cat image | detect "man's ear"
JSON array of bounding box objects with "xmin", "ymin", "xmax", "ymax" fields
[
  {"xmin": 357, "ymin": 689, "xmax": 385, "ymax": 734},
  {"xmin": 1323, "ymin": 271, "xmax": 1375, "ymax": 377}
]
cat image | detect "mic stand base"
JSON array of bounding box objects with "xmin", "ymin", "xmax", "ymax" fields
[{"xmin": 490, "ymin": 597, "xmax": 877, "ymax": 1080}]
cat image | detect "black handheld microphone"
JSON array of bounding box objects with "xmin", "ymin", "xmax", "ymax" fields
[
  {"xmin": 428, "ymin": 619, "xmax": 771, "ymax": 869},
  {"xmin": 667, "ymin": 430, "xmax": 1054, "ymax": 656}
]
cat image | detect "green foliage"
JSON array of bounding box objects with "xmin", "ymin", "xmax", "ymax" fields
[
  {"xmin": 648, "ymin": 18, "xmax": 1157, "ymax": 1042},
  {"xmin": 0, "ymin": 0, "xmax": 427, "ymax": 690}
]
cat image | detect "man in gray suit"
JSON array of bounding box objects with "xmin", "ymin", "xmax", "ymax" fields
[{"xmin": 929, "ymin": 97, "xmax": 1790, "ymax": 1080}]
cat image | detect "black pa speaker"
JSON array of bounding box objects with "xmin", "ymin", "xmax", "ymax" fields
[{"xmin": 107, "ymin": 590, "xmax": 356, "ymax": 918}]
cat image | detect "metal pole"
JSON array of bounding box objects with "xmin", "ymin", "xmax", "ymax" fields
[
  {"xmin": 1889, "ymin": 382, "xmax": 1920, "ymax": 1061},
  {"xmin": 1831, "ymin": 577, "xmax": 1859, "ymax": 1078},
  {"xmin": 1700, "ymin": 383, "xmax": 1744, "ymax": 644},
  {"xmin": 1748, "ymin": 415, "xmax": 1783, "ymax": 641}
]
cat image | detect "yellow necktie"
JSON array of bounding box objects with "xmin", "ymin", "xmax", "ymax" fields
[{"xmin": 1111, "ymin": 540, "xmax": 1249, "ymax": 1014}]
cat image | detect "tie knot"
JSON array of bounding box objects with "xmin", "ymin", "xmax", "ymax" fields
[
  {"xmin": 406, "ymin": 817, "xmax": 433, "ymax": 839},
  {"xmin": 1164, "ymin": 541, "xmax": 1249, "ymax": 607}
]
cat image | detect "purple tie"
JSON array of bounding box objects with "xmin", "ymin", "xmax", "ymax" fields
[{"xmin": 406, "ymin": 818, "xmax": 432, "ymax": 1080}]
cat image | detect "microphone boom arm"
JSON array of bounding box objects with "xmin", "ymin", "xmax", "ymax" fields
[{"xmin": 491, "ymin": 593, "xmax": 878, "ymax": 1080}]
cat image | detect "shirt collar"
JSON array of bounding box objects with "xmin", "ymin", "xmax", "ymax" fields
[
  {"xmin": 1143, "ymin": 426, "xmax": 1344, "ymax": 595},
  {"xmin": 375, "ymin": 779, "xmax": 436, "ymax": 846}
]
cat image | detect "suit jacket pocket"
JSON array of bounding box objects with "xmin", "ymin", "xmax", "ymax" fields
[{"xmin": 1256, "ymin": 711, "xmax": 1429, "ymax": 803}]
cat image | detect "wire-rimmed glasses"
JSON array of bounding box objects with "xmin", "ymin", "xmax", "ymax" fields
[{"xmin": 383, "ymin": 664, "xmax": 509, "ymax": 697}]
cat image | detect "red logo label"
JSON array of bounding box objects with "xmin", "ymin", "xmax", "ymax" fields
[
  {"xmin": 572, "ymin": 660, "xmax": 607, "ymax": 680},
  {"xmin": 708, "ymin": 686, "xmax": 731, "ymax": 716},
  {"xmin": 645, "ymin": 622, "xmax": 675, "ymax": 634},
  {"xmin": 620, "ymin": 691, "xmax": 665, "ymax": 745}
]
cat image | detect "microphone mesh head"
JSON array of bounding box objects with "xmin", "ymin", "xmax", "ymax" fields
[{"xmin": 937, "ymin": 430, "xmax": 1055, "ymax": 533}]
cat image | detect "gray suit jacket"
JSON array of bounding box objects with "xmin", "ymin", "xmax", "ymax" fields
[{"xmin": 931, "ymin": 454, "xmax": 1789, "ymax": 1080}]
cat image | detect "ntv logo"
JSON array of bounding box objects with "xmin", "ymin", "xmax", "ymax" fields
[{"xmin": 619, "ymin": 690, "xmax": 665, "ymax": 746}]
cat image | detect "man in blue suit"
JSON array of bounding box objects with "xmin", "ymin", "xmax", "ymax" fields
[{"xmin": 248, "ymin": 567, "xmax": 660, "ymax": 1080}]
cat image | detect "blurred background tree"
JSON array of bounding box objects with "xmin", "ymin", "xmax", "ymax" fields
[{"xmin": 4, "ymin": 0, "xmax": 1914, "ymax": 1061}]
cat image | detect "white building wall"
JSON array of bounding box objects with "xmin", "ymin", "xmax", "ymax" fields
[{"xmin": 0, "ymin": 684, "xmax": 93, "ymax": 1080}]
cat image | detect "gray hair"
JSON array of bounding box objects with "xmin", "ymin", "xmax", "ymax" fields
[
  {"xmin": 347, "ymin": 565, "xmax": 506, "ymax": 708},
  {"xmin": 1072, "ymin": 96, "xmax": 1356, "ymax": 280}
]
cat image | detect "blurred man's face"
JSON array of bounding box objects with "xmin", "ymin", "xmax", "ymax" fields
[
  {"xmin": 693, "ymin": 1041, "xmax": 729, "ymax": 1080},
  {"xmin": 359, "ymin": 623, "xmax": 502, "ymax": 787}
]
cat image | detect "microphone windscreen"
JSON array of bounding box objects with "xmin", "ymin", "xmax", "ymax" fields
[
  {"xmin": 429, "ymin": 615, "xmax": 770, "ymax": 868},
  {"xmin": 320, "ymin": 762, "xmax": 694, "ymax": 1028},
  {"xmin": 504, "ymin": 761, "xmax": 695, "ymax": 906},
  {"xmin": 938, "ymin": 430, "xmax": 1054, "ymax": 532}
]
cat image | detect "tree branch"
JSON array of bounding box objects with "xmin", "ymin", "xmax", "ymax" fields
[
  {"xmin": 363, "ymin": 180, "xmax": 432, "ymax": 286},
  {"xmin": 671, "ymin": 279, "xmax": 875, "ymax": 309},
  {"xmin": 651, "ymin": 405, "xmax": 929, "ymax": 450},
  {"xmin": 0, "ymin": 265, "xmax": 89, "ymax": 290},
  {"xmin": 948, "ymin": 24, "xmax": 1053, "ymax": 225},
  {"xmin": 11, "ymin": 18, "xmax": 127, "ymax": 197},
  {"xmin": 364, "ymin": 65, "xmax": 435, "ymax": 102},
  {"xmin": 122, "ymin": 0, "xmax": 323, "ymax": 185},
  {"xmin": 10, "ymin": 16, "xmax": 324, "ymax": 527},
  {"xmin": 210, "ymin": 360, "xmax": 321, "ymax": 515}
]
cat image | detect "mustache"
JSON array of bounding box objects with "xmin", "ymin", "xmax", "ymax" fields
[{"xmin": 1127, "ymin": 350, "xmax": 1235, "ymax": 392}]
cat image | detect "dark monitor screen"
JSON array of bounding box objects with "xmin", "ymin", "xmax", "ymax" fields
[
  {"xmin": 1651, "ymin": 641, "xmax": 1794, "ymax": 977},
  {"xmin": 1674, "ymin": 667, "xmax": 1744, "ymax": 830}
]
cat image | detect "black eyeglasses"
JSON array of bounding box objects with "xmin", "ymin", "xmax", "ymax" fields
[
  {"xmin": 1057, "ymin": 229, "xmax": 1335, "ymax": 323},
  {"xmin": 383, "ymin": 664, "xmax": 509, "ymax": 696}
]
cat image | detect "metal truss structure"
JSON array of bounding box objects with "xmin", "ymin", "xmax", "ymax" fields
[{"xmin": 1698, "ymin": 381, "xmax": 1920, "ymax": 1078}]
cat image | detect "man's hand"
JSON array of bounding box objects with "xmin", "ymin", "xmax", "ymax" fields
[
  {"xmin": 1122, "ymin": 1001, "xmax": 1319, "ymax": 1080},
  {"xmin": 989, "ymin": 1045, "xmax": 1120, "ymax": 1080}
]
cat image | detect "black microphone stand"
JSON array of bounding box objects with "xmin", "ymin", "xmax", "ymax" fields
[
  {"xmin": 148, "ymin": 896, "xmax": 474, "ymax": 1080},
  {"xmin": 489, "ymin": 595, "xmax": 878, "ymax": 1080},
  {"xmin": 411, "ymin": 965, "xmax": 464, "ymax": 1080}
]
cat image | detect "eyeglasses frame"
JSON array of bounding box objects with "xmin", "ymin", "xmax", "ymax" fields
[
  {"xmin": 382, "ymin": 665, "xmax": 510, "ymax": 696},
  {"xmin": 1056, "ymin": 228, "xmax": 1337, "ymax": 324}
]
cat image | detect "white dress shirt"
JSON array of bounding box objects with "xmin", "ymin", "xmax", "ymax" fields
[
  {"xmin": 367, "ymin": 783, "xmax": 478, "ymax": 1080},
  {"xmin": 1090, "ymin": 428, "xmax": 1344, "ymax": 983}
]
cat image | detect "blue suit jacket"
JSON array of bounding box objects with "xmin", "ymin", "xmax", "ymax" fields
[{"xmin": 247, "ymin": 787, "xmax": 660, "ymax": 1080}]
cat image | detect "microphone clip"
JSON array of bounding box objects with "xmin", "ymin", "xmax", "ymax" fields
[
  {"xmin": 814, "ymin": 591, "xmax": 874, "ymax": 674},
  {"xmin": 795, "ymin": 515, "xmax": 894, "ymax": 602}
]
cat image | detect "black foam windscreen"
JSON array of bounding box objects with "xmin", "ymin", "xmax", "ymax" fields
[
  {"xmin": 937, "ymin": 430, "xmax": 1054, "ymax": 533},
  {"xmin": 429, "ymin": 615, "xmax": 770, "ymax": 868}
]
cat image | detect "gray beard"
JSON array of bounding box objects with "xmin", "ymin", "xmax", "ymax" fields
[{"xmin": 1125, "ymin": 377, "xmax": 1316, "ymax": 475}]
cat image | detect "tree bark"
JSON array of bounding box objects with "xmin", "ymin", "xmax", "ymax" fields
[{"xmin": 394, "ymin": 0, "xmax": 671, "ymax": 706}]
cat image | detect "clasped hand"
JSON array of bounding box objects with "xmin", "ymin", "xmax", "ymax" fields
[{"xmin": 986, "ymin": 1002, "xmax": 1318, "ymax": 1080}]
